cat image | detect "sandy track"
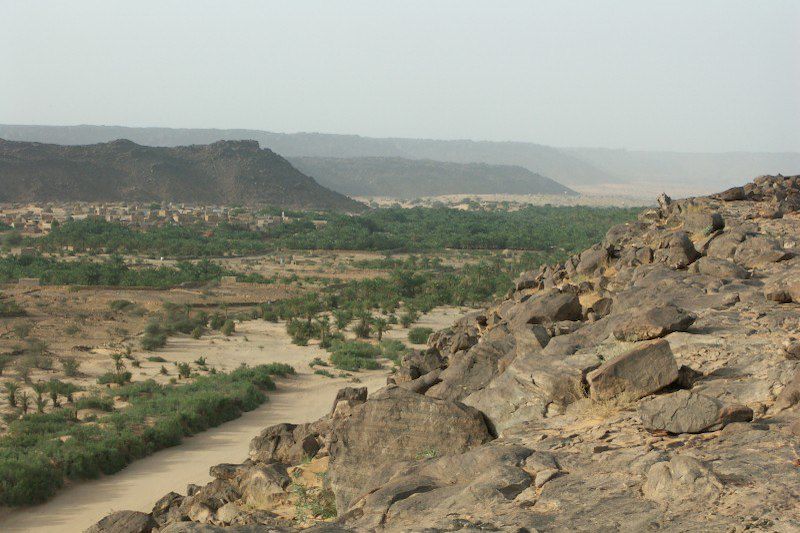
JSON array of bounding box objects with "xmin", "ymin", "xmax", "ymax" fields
[{"xmin": 0, "ymin": 371, "xmax": 387, "ymax": 533}]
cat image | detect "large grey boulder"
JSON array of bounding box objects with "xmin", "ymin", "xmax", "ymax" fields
[
  {"xmin": 248, "ymin": 421, "xmax": 326, "ymax": 465},
  {"xmin": 639, "ymin": 389, "xmax": 753, "ymax": 433},
  {"xmin": 342, "ymin": 444, "xmax": 534, "ymax": 531},
  {"xmin": 689, "ymin": 257, "xmax": 750, "ymax": 280},
  {"xmin": 612, "ymin": 303, "xmax": 695, "ymax": 342},
  {"xmin": 587, "ymin": 339, "xmax": 679, "ymax": 400},
  {"xmin": 505, "ymin": 287, "xmax": 582, "ymax": 328},
  {"xmin": 734, "ymin": 234, "xmax": 791, "ymax": 268},
  {"xmin": 653, "ymin": 231, "xmax": 699, "ymax": 269},
  {"xmin": 328, "ymin": 385, "xmax": 493, "ymax": 513},
  {"xmin": 86, "ymin": 511, "xmax": 155, "ymax": 533}
]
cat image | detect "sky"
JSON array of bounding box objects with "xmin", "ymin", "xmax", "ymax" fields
[{"xmin": 1, "ymin": 1, "xmax": 798, "ymax": 152}]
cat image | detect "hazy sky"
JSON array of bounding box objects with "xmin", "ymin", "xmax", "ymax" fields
[{"xmin": 2, "ymin": 1, "xmax": 798, "ymax": 152}]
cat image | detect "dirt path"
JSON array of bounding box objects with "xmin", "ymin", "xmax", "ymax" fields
[{"xmin": 0, "ymin": 371, "xmax": 387, "ymax": 533}]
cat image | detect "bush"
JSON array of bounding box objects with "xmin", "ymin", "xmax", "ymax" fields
[
  {"xmin": 221, "ymin": 320, "xmax": 235, "ymax": 336},
  {"xmin": 61, "ymin": 358, "xmax": 80, "ymax": 377},
  {"xmin": 74, "ymin": 395, "xmax": 114, "ymax": 411},
  {"xmin": 191, "ymin": 326, "xmax": 203, "ymax": 339},
  {"xmin": 0, "ymin": 299, "xmax": 27, "ymax": 318},
  {"xmin": 147, "ymin": 356, "xmax": 167, "ymax": 363},
  {"xmin": 314, "ymin": 369, "xmax": 335, "ymax": 378},
  {"xmin": 328, "ymin": 340, "xmax": 381, "ymax": 371},
  {"xmin": 408, "ymin": 327, "xmax": 434, "ymax": 344},
  {"xmin": 379, "ymin": 339, "xmax": 410, "ymax": 364},
  {"xmin": 108, "ymin": 299, "xmax": 135, "ymax": 312},
  {"xmin": 209, "ymin": 313, "xmax": 226, "ymax": 330},
  {"xmin": 141, "ymin": 332, "xmax": 167, "ymax": 351},
  {"xmin": 97, "ymin": 371, "xmax": 132, "ymax": 385}
]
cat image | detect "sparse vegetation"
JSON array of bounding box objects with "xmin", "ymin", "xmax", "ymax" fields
[
  {"xmin": 408, "ymin": 327, "xmax": 434, "ymax": 344},
  {"xmin": 0, "ymin": 363, "xmax": 293, "ymax": 506}
]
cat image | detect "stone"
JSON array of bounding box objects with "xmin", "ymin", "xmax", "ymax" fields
[
  {"xmin": 86, "ymin": 511, "xmax": 156, "ymax": 533},
  {"xmin": 653, "ymin": 231, "xmax": 699, "ymax": 269},
  {"xmin": 772, "ymin": 370, "xmax": 800, "ymax": 412},
  {"xmin": 588, "ymin": 339, "xmax": 679, "ymax": 400},
  {"xmin": 681, "ymin": 208, "xmax": 725, "ymax": 235},
  {"xmin": 330, "ymin": 386, "xmax": 367, "ymax": 415},
  {"xmin": 506, "ymin": 287, "xmax": 582, "ymax": 328},
  {"xmin": 249, "ymin": 421, "xmax": 325, "ymax": 465},
  {"xmin": 642, "ymin": 455, "xmax": 723, "ymax": 504},
  {"xmin": 236, "ymin": 463, "xmax": 291, "ymax": 508},
  {"xmin": 718, "ymin": 186, "xmax": 746, "ymax": 201},
  {"xmin": 639, "ymin": 389, "xmax": 753, "ymax": 433},
  {"xmin": 689, "ymin": 257, "xmax": 750, "ymax": 280},
  {"xmin": 329, "ymin": 385, "xmax": 492, "ymax": 513},
  {"xmin": 783, "ymin": 340, "xmax": 800, "ymax": 360},
  {"xmin": 612, "ymin": 303, "xmax": 696, "ymax": 342},
  {"xmin": 151, "ymin": 491, "xmax": 185, "ymax": 526}
]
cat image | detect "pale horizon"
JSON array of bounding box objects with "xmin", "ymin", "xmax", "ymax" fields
[{"xmin": 2, "ymin": 1, "xmax": 798, "ymax": 153}]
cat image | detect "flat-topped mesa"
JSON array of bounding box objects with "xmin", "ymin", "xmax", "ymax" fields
[
  {"xmin": 90, "ymin": 175, "xmax": 800, "ymax": 532},
  {"xmin": 0, "ymin": 137, "xmax": 365, "ymax": 210}
]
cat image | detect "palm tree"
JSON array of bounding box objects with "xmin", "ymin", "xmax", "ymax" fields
[
  {"xmin": 110, "ymin": 353, "xmax": 126, "ymax": 374},
  {"xmin": 18, "ymin": 390, "xmax": 30, "ymax": 414},
  {"xmin": 333, "ymin": 309, "xmax": 352, "ymax": 333},
  {"xmin": 372, "ymin": 317, "xmax": 390, "ymax": 342},
  {"xmin": 4, "ymin": 381, "xmax": 19, "ymax": 408},
  {"xmin": 315, "ymin": 316, "xmax": 331, "ymax": 347}
]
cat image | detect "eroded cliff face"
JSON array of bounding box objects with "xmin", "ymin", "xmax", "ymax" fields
[{"xmin": 92, "ymin": 175, "xmax": 800, "ymax": 533}]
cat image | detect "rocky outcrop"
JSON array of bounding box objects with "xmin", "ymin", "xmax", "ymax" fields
[
  {"xmin": 93, "ymin": 175, "xmax": 800, "ymax": 532},
  {"xmin": 327, "ymin": 385, "xmax": 493, "ymax": 512}
]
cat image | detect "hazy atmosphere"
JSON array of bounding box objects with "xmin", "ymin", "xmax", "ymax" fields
[
  {"xmin": 1, "ymin": 3, "xmax": 800, "ymax": 532},
  {"xmin": 2, "ymin": 0, "xmax": 798, "ymax": 152}
]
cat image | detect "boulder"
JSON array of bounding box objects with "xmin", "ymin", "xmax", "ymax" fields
[
  {"xmin": 689, "ymin": 257, "xmax": 750, "ymax": 280},
  {"xmin": 236, "ymin": 462, "xmax": 291, "ymax": 508},
  {"xmin": 342, "ymin": 444, "xmax": 533, "ymax": 530},
  {"xmin": 328, "ymin": 385, "xmax": 493, "ymax": 513},
  {"xmin": 86, "ymin": 511, "xmax": 155, "ymax": 533},
  {"xmin": 612, "ymin": 303, "xmax": 695, "ymax": 342},
  {"xmin": 734, "ymin": 234, "xmax": 791, "ymax": 268},
  {"xmin": 681, "ymin": 207, "xmax": 724, "ymax": 236},
  {"xmin": 587, "ymin": 339, "xmax": 679, "ymax": 400},
  {"xmin": 151, "ymin": 491, "xmax": 185, "ymax": 526},
  {"xmin": 330, "ymin": 386, "xmax": 367, "ymax": 415},
  {"xmin": 717, "ymin": 186, "xmax": 746, "ymax": 201},
  {"xmin": 642, "ymin": 455, "xmax": 723, "ymax": 504},
  {"xmin": 772, "ymin": 370, "xmax": 800, "ymax": 412},
  {"xmin": 248, "ymin": 421, "xmax": 325, "ymax": 465},
  {"xmin": 653, "ymin": 231, "xmax": 699, "ymax": 269},
  {"xmin": 506, "ymin": 287, "xmax": 582, "ymax": 329},
  {"xmin": 639, "ymin": 389, "xmax": 753, "ymax": 433},
  {"xmin": 425, "ymin": 333, "xmax": 515, "ymax": 401}
]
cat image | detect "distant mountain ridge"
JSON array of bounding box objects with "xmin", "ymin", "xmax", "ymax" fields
[
  {"xmin": 288, "ymin": 156, "xmax": 576, "ymax": 197},
  {"xmin": 0, "ymin": 138, "xmax": 364, "ymax": 210},
  {"xmin": 1, "ymin": 124, "xmax": 798, "ymax": 196}
]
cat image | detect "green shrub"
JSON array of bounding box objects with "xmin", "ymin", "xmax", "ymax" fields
[
  {"xmin": 379, "ymin": 339, "xmax": 410, "ymax": 364},
  {"xmin": 147, "ymin": 356, "xmax": 167, "ymax": 363},
  {"xmin": 191, "ymin": 326, "xmax": 203, "ymax": 339},
  {"xmin": 97, "ymin": 372, "xmax": 132, "ymax": 385},
  {"xmin": 74, "ymin": 395, "xmax": 114, "ymax": 411},
  {"xmin": 221, "ymin": 320, "xmax": 235, "ymax": 336},
  {"xmin": 314, "ymin": 369, "xmax": 335, "ymax": 378},
  {"xmin": 61, "ymin": 357, "xmax": 80, "ymax": 377},
  {"xmin": 408, "ymin": 327, "xmax": 434, "ymax": 344},
  {"xmin": 0, "ymin": 299, "xmax": 26, "ymax": 318},
  {"xmin": 141, "ymin": 333, "xmax": 167, "ymax": 351},
  {"xmin": 328, "ymin": 340, "xmax": 381, "ymax": 371},
  {"xmin": 108, "ymin": 299, "xmax": 135, "ymax": 312}
]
